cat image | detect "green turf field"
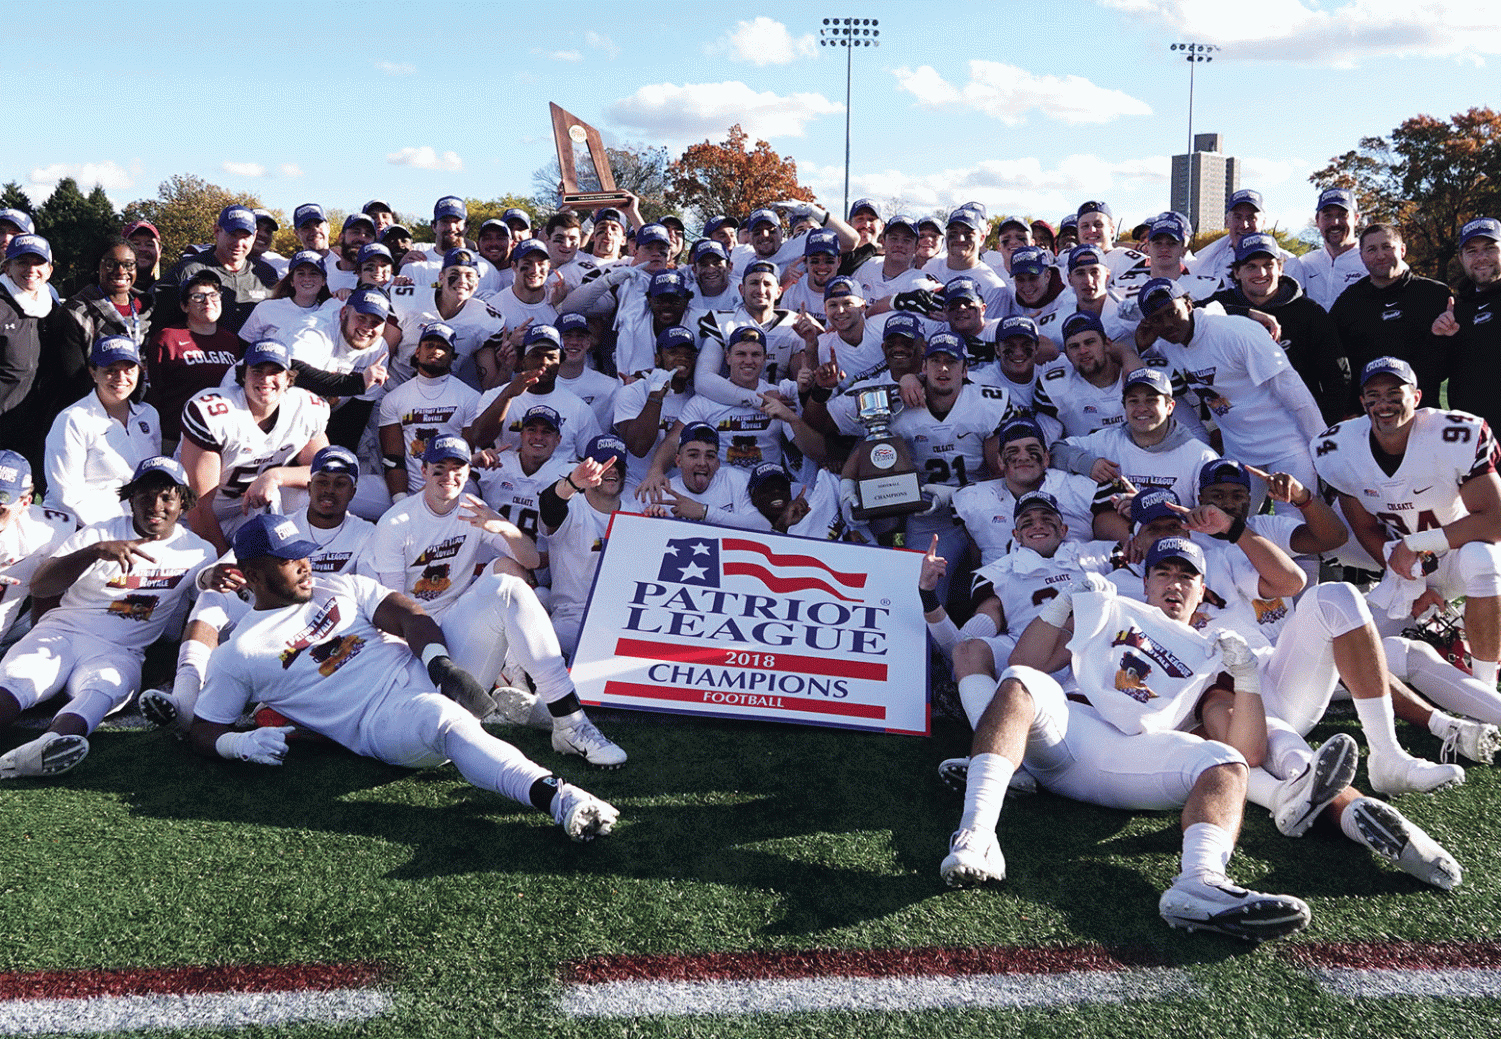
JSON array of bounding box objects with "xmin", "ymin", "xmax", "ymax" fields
[{"xmin": 0, "ymin": 706, "xmax": 1496, "ymax": 1038}]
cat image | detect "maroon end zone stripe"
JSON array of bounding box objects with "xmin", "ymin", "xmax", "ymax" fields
[
  {"xmin": 602, "ymin": 681, "xmax": 885, "ymax": 718},
  {"xmin": 0, "ymin": 962, "xmax": 386, "ymax": 1000},
  {"xmin": 1284, "ymin": 940, "xmax": 1501, "ymax": 969},
  {"xmin": 561, "ymin": 945, "xmax": 1167, "ymax": 984},
  {"xmin": 614, "ymin": 638, "xmax": 888, "ymax": 680}
]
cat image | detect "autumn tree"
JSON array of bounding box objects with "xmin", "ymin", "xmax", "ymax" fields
[
  {"xmin": 35, "ymin": 179, "xmax": 119, "ymax": 295},
  {"xmin": 666, "ymin": 125, "xmax": 814, "ymax": 226},
  {"xmin": 466, "ymin": 195, "xmax": 542, "ymax": 236},
  {"xmin": 121, "ymin": 174, "xmax": 260, "ymax": 269},
  {"xmin": 530, "ymin": 144, "xmax": 673, "ymax": 223},
  {"xmin": 1311, "ymin": 107, "xmax": 1501, "ymax": 280}
]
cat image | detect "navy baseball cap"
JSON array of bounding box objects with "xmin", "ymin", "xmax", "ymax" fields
[
  {"xmin": 917, "ymin": 216, "xmax": 944, "ymax": 234},
  {"xmin": 251, "ymin": 210, "xmax": 277, "ymax": 230},
  {"xmin": 0, "ymin": 450, "xmax": 31, "ymax": 504},
  {"xmin": 748, "ymin": 462, "xmax": 792, "ymax": 495},
  {"xmin": 656, "ymin": 325, "xmax": 697, "ymax": 352},
  {"xmin": 356, "ymin": 243, "xmax": 394, "ymax": 267},
  {"xmin": 1059, "ymin": 214, "xmax": 1079, "ymax": 230},
  {"xmin": 691, "ymin": 239, "xmax": 729, "ymax": 264},
  {"xmin": 998, "ymin": 315, "xmax": 1039, "ymax": 342},
  {"xmin": 311, "ymin": 445, "xmax": 359, "ymax": 481},
  {"xmin": 5, "ymin": 234, "xmax": 50, "ymax": 262},
  {"xmin": 848, "ymin": 198, "xmax": 880, "ymax": 220},
  {"xmin": 636, "ymin": 223, "xmax": 671, "ymax": 247},
  {"xmin": 442, "ymin": 247, "xmax": 478, "ymax": 270},
  {"xmin": 748, "ymin": 208, "xmax": 780, "ymax": 229},
  {"xmin": 521, "ymin": 404, "xmax": 562, "ymax": 431},
  {"xmin": 1061, "ymin": 311, "xmax": 1106, "ymax": 342},
  {"xmin": 1145, "ymin": 535, "xmax": 1206, "ymax": 575},
  {"xmin": 660, "ymin": 215, "xmax": 685, "ymax": 233},
  {"xmin": 1227, "ymin": 189, "xmax": 1264, "ymax": 212},
  {"xmin": 345, "ymin": 286, "xmax": 392, "ymax": 319},
  {"xmin": 218, "ymin": 206, "xmax": 256, "ymax": 234},
  {"xmin": 804, "ymin": 229, "xmax": 840, "ymax": 257},
  {"xmin": 1077, "ymin": 200, "xmax": 1113, "ymax": 220},
  {"xmin": 501, "ymin": 207, "xmax": 531, "ymax": 228},
  {"xmin": 1233, "ymin": 233, "xmax": 1280, "ymax": 264},
  {"xmin": 233, "ymin": 514, "xmax": 320, "ymax": 563},
  {"xmin": 592, "ymin": 207, "xmax": 625, "ymax": 227},
  {"xmin": 128, "ymin": 455, "xmax": 190, "ymax": 489},
  {"xmin": 946, "ymin": 206, "xmax": 983, "ymax": 231},
  {"xmin": 557, "ymin": 312, "xmax": 590, "ymax": 335},
  {"xmin": 1009, "ymin": 246, "xmax": 1049, "ymax": 276},
  {"xmin": 1199, "ymin": 458, "xmax": 1251, "ymax": 492},
  {"xmin": 1137, "ymin": 277, "xmax": 1181, "ymax": 318},
  {"xmin": 1013, "ymin": 489, "xmax": 1062, "ymax": 520},
  {"xmin": 1067, "ymin": 244, "xmax": 1105, "ymax": 272},
  {"xmin": 1317, "ymin": 188, "xmax": 1356, "ymax": 212},
  {"xmin": 941, "ymin": 278, "xmax": 983, "ymax": 304},
  {"xmin": 1131, "ymin": 488, "xmax": 1183, "ymax": 527},
  {"xmin": 289, "ymin": 249, "xmax": 326, "ymax": 274},
  {"xmin": 648, "ymin": 269, "xmax": 691, "ymax": 297},
  {"xmin": 1148, "ymin": 216, "xmax": 1185, "ymax": 243},
  {"xmin": 243, "ymin": 340, "xmax": 292, "ymax": 370},
  {"xmin": 743, "ymin": 259, "xmax": 779, "ymax": 280},
  {"xmin": 362, "ymin": 199, "xmax": 393, "ymax": 215},
  {"xmin": 885, "ymin": 214, "xmax": 920, "ymax": 237},
  {"xmin": 703, "ymin": 216, "xmax": 735, "ymax": 237},
  {"xmin": 381, "ymin": 224, "xmax": 412, "ymax": 243},
  {"xmin": 90, "ymin": 334, "xmax": 139, "ymax": 368},
  {"xmin": 523, "ymin": 324, "xmax": 562, "ymax": 349},
  {"xmin": 586, "ymin": 433, "xmax": 627, "ymax": 472},
  {"xmin": 727, "ymin": 325, "xmax": 766, "ymax": 348},
  {"xmin": 1123, "ymin": 366, "xmax": 1172, "ymax": 397},
  {"xmin": 422, "ymin": 434, "xmax": 470, "ymax": 465},
  {"xmin": 292, "ymin": 203, "xmax": 325, "ymax": 228},
  {"xmin": 478, "ymin": 218, "xmax": 511, "ymax": 237},
  {"xmin": 433, "ymin": 196, "xmax": 466, "ymax": 221},
  {"xmin": 997, "ymin": 417, "xmax": 1046, "ymax": 445},
  {"xmin": 510, "ymin": 240, "xmax": 548, "ymax": 263},
  {"xmin": 883, "ymin": 312, "xmax": 922, "ymax": 340},
  {"xmin": 680, "ymin": 421, "xmax": 720, "ymax": 448},
  {"xmin": 997, "ymin": 215, "xmax": 1030, "ymax": 234},
  {"xmin": 1360, "ymin": 356, "xmax": 1418, "ymax": 387},
  {"xmin": 824, "ymin": 275, "xmax": 860, "ymax": 301},
  {"xmin": 419, "ymin": 321, "xmax": 456, "ymax": 349},
  {"xmin": 925, "ymin": 332, "xmax": 966, "ymax": 359},
  {"xmin": 0, "ymin": 209, "xmax": 33, "ymax": 234},
  {"xmin": 342, "ymin": 212, "xmax": 375, "ymax": 233},
  {"xmin": 1460, "ymin": 217, "xmax": 1501, "ymax": 248}
]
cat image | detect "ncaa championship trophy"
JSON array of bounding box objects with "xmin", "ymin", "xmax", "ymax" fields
[{"xmin": 550, "ymin": 102, "xmax": 633, "ymax": 212}]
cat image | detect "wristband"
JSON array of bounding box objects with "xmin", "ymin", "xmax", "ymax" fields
[
  {"xmin": 565, "ymin": 475, "xmax": 584, "ymax": 493},
  {"xmin": 1404, "ymin": 529, "xmax": 1450, "ymax": 555},
  {"xmin": 1211, "ymin": 517, "xmax": 1247, "ymax": 543},
  {"xmin": 420, "ymin": 643, "xmax": 448, "ymax": 669},
  {"xmin": 382, "ymin": 453, "xmax": 404, "ymax": 471},
  {"xmin": 809, "ymin": 385, "xmax": 833, "ymax": 404},
  {"xmin": 919, "ymin": 588, "xmax": 941, "ymax": 613},
  {"xmin": 1293, "ymin": 489, "xmax": 1315, "ymax": 508}
]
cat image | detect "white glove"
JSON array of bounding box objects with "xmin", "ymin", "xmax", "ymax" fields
[
  {"xmin": 920, "ymin": 483, "xmax": 956, "ymax": 516},
  {"xmin": 216, "ymin": 726, "xmax": 295, "ymax": 765},
  {"xmin": 1038, "ymin": 575, "xmax": 1082, "ymax": 627},
  {"xmin": 839, "ymin": 478, "xmax": 859, "ymax": 510},
  {"xmin": 1214, "ymin": 631, "xmax": 1261, "ymax": 687},
  {"xmin": 644, "ymin": 367, "xmax": 674, "ymax": 394}
]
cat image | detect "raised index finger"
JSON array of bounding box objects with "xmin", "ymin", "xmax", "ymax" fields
[
  {"xmin": 926, "ymin": 533, "xmax": 939, "ymax": 558},
  {"xmin": 1164, "ymin": 500, "xmax": 1192, "ymax": 515},
  {"xmin": 1241, "ymin": 464, "xmax": 1273, "ymax": 481}
]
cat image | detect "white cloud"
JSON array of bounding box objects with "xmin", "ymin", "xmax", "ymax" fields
[
  {"xmin": 279, "ymin": 163, "xmax": 304, "ymax": 178},
  {"xmin": 585, "ymin": 30, "xmax": 619, "ymax": 59},
  {"xmin": 1098, "ymin": 0, "xmax": 1501, "ymax": 66},
  {"xmin": 893, "ymin": 61, "xmax": 1152, "ymax": 125},
  {"xmin": 609, "ymin": 81, "xmax": 841, "ymax": 140},
  {"xmin": 710, "ymin": 17, "xmax": 818, "ymax": 65},
  {"xmin": 221, "ymin": 161, "xmax": 266, "ymax": 178},
  {"xmin": 27, "ymin": 161, "xmax": 134, "ymax": 192},
  {"xmin": 386, "ymin": 146, "xmax": 464, "ymax": 172},
  {"xmin": 376, "ymin": 61, "xmax": 416, "ymax": 76},
  {"xmin": 540, "ymin": 49, "xmax": 583, "ymax": 62}
]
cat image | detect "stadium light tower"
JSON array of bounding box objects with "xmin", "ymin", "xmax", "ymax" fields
[
  {"xmin": 1168, "ymin": 41, "xmax": 1219, "ymax": 229},
  {"xmin": 819, "ymin": 17, "xmax": 880, "ymax": 218}
]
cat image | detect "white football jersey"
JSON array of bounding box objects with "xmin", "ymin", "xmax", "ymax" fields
[
  {"xmin": 854, "ymin": 260, "xmax": 934, "ymax": 302},
  {"xmin": 545, "ymin": 494, "xmax": 613, "ymax": 618},
  {"xmin": 890, "ymin": 383, "xmax": 1015, "ymax": 491},
  {"xmin": 698, "ymin": 306, "xmax": 805, "ymax": 400},
  {"xmin": 973, "ymin": 539, "xmax": 1118, "ymax": 633},
  {"xmin": 557, "ymin": 367, "xmax": 618, "ymax": 432},
  {"xmin": 921, "ymin": 257, "xmax": 1013, "ymax": 316},
  {"xmin": 954, "ymin": 472, "xmax": 1100, "ymax": 564},
  {"xmin": 476, "ymin": 385, "xmax": 601, "ymax": 461},
  {"xmin": 377, "ymin": 374, "xmax": 481, "ymax": 491},
  {"xmin": 368, "ymin": 494, "xmax": 522, "ymax": 620},
  {"xmin": 1032, "ymin": 362, "xmax": 1128, "ymax": 438},
  {"xmin": 476, "ymin": 449, "xmax": 571, "ymax": 544},
  {"xmin": 1312, "ymin": 408, "xmax": 1498, "ymax": 542},
  {"xmin": 388, "ymin": 288, "xmax": 504, "ymax": 387},
  {"xmin": 238, "ymin": 297, "xmax": 342, "ymax": 346},
  {"xmin": 179, "ymin": 385, "xmax": 329, "ymax": 529},
  {"xmin": 0, "ymin": 504, "xmax": 76, "ymax": 641}
]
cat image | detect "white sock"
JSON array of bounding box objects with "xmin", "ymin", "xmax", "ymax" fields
[
  {"xmin": 957, "ymin": 674, "xmax": 999, "ymax": 727},
  {"xmin": 1180, "ymin": 821, "xmax": 1235, "ymax": 882},
  {"xmin": 958, "ymin": 752, "xmax": 1015, "ymax": 836},
  {"xmin": 1473, "ymin": 658, "xmax": 1499, "ymax": 688},
  {"xmin": 1353, "ymin": 695, "xmax": 1406, "ymax": 761},
  {"xmin": 1244, "ymin": 767, "xmax": 1281, "ymax": 811}
]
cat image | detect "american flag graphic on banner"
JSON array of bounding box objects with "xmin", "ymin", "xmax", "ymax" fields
[{"xmin": 656, "ymin": 536, "xmax": 868, "ymax": 603}]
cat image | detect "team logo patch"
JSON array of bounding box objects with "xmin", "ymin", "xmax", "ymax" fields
[
  {"xmin": 311, "ymin": 634, "xmax": 365, "ymax": 676},
  {"xmin": 1114, "ymin": 650, "xmax": 1158, "ymax": 703},
  {"xmin": 280, "ymin": 597, "xmax": 342, "ymax": 669},
  {"xmin": 107, "ymin": 594, "xmax": 158, "ymax": 621},
  {"xmin": 1253, "ymin": 597, "xmax": 1288, "ymax": 625},
  {"xmin": 414, "ymin": 564, "xmax": 452, "ymax": 599}
]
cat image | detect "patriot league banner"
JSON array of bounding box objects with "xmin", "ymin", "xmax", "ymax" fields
[{"xmin": 571, "ymin": 514, "xmax": 930, "ymax": 735}]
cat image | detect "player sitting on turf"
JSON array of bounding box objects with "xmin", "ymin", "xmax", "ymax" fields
[
  {"xmin": 941, "ymin": 535, "xmax": 1312, "ymax": 941},
  {"xmin": 0, "ymin": 452, "xmax": 77, "ymax": 650},
  {"xmin": 186, "ymin": 515, "xmax": 617, "ymax": 842}
]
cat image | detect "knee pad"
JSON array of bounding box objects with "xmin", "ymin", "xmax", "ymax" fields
[{"xmin": 1456, "ymin": 541, "xmax": 1501, "ymax": 598}]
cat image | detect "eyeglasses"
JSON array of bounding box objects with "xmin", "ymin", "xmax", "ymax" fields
[
  {"xmin": 187, "ymin": 291, "xmax": 221, "ymax": 303},
  {"xmin": 101, "ymin": 259, "xmax": 137, "ymax": 272}
]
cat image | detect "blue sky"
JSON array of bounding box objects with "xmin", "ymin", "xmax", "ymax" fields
[{"xmin": 11, "ymin": 0, "xmax": 1499, "ymax": 241}]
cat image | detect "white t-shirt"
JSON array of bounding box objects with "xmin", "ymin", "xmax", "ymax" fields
[
  {"xmin": 377, "ymin": 374, "xmax": 481, "ymax": 491},
  {"xmin": 368, "ymin": 494, "xmax": 521, "ymax": 620},
  {"xmin": 0, "ymin": 504, "xmax": 76, "ymax": 641}
]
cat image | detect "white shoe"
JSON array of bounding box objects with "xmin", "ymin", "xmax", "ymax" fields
[
  {"xmin": 936, "ymin": 757, "xmax": 1037, "ymax": 796},
  {"xmin": 940, "ymin": 828, "xmax": 1006, "ymax": 887},
  {"xmin": 487, "ymin": 686, "xmax": 553, "ymax": 730},
  {"xmin": 1437, "ymin": 716, "xmax": 1499, "ymax": 765},
  {"xmin": 550, "ymin": 782, "xmax": 619, "ymax": 842},
  {"xmin": 1367, "ymin": 752, "xmax": 1465, "ymax": 796},
  {"xmin": 0, "ymin": 733, "xmax": 90, "ymax": 779},
  {"xmin": 1349, "ymin": 796, "xmax": 1462, "ymax": 890},
  {"xmin": 139, "ymin": 688, "xmax": 186, "ymax": 732},
  {"xmin": 1273, "ymin": 733, "xmax": 1358, "ymax": 837},
  {"xmin": 1158, "ymin": 873, "xmax": 1310, "ymax": 941},
  {"xmin": 552, "ymin": 719, "xmax": 628, "ymax": 769}
]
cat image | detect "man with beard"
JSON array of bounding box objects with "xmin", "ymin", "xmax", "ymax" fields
[
  {"xmin": 1437, "ymin": 218, "xmax": 1501, "ymax": 432},
  {"xmin": 1033, "ymin": 312, "xmax": 1141, "ymax": 437},
  {"xmin": 475, "ymin": 218, "xmax": 515, "ymax": 293},
  {"xmin": 1301, "ymin": 188, "xmax": 1368, "ymax": 311},
  {"xmin": 401, "ymin": 197, "xmax": 502, "ymax": 296},
  {"xmin": 0, "ymin": 458, "xmax": 222, "ymax": 778},
  {"xmin": 686, "ymin": 239, "xmax": 736, "ymax": 312},
  {"xmin": 380, "ymin": 322, "xmax": 480, "ymax": 502},
  {"xmin": 613, "ymin": 327, "xmax": 699, "ymax": 498},
  {"xmin": 324, "ymin": 212, "xmax": 377, "ymax": 294},
  {"xmin": 280, "ymin": 286, "xmax": 390, "ymax": 456}
]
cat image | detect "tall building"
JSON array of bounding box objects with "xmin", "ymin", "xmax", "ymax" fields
[{"xmin": 1171, "ymin": 133, "xmax": 1240, "ymax": 236}]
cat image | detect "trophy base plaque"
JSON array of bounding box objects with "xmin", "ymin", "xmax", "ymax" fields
[{"xmin": 854, "ymin": 470, "xmax": 925, "ymax": 520}]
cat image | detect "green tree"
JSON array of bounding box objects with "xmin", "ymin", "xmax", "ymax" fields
[
  {"xmin": 466, "ymin": 195, "xmax": 541, "ymax": 235},
  {"xmin": 666, "ymin": 126, "xmax": 814, "ymax": 227},
  {"xmin": 1311, "ymin": 107, "xmax": 1501, "ymax": 280},
  {"xmin": 121, "ymin": 174, "xmax": 260, "ymax": 271},
  {"xmin": 0, "ymin": 182, "xmax": 34, "ymax": 216},
  {"xmin": 35, "ymin": 178, "xmax": 119, "ymax": 295},
  {"xmin": 530, "ymin": 144, "xmax": 673, "ymax": 223}
]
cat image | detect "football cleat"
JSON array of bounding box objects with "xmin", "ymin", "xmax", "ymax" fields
[
  {"xmin": 940, "ymin": 828, "xmax": 1006, "ymax": 887},
  {"xmin": 1350, "ymin": 797, "xmax": 1462, "ymax": 890},
  {"xmin": 552, "ymin": 719, "xmax": 628, "ymax": 769},
  {"xmin": 488, "ymin": 685, "xmax": 553, "ymax": 730},
  {"xmin": 1367, "ymin": 752, "xmax": 1465, "ymax": 796},
  {"xmin": 139, "ymin": 688, "xmax": 185, "ymax": 731},
  {"xmin": 1273, "ymin": 733, "xmax": 1358, "ymax": 837},
  {"xmin": 1437, "ymin": 716, "xmax": 1499, "ymax": 765},
  {"xmin": 550, "ymin": 782, "xmax": 619, "ymax": 842},
  {"xmin": 936, "ymin": 757, "xmax": 1038, "ymax": 796},
  {"xmin": 1158, "ymin": 874, "xmax": 1310, "ymax": 942},
  {"xmin": 0, "ymin": 733, "xmax": 90, "ymax": 779}
]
